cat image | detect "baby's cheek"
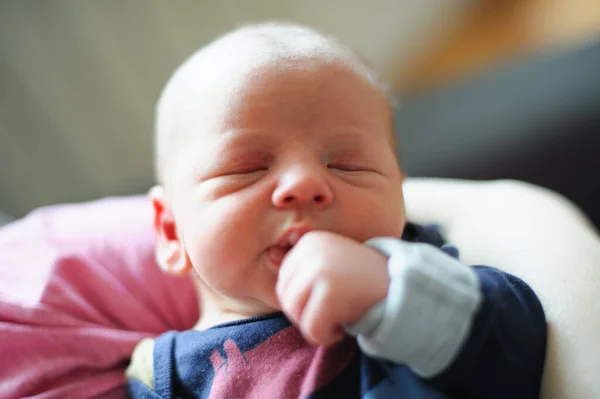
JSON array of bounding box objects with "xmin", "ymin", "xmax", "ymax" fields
[
  {"xmin": 186, "ymin": 205, "xmax": 258, "ymax": 265},
  {"xmin": 340, "ymin": 191, "xmax": 405, "ymax": 241},
  {"xmin": 373, "ymin": 186, "xmax": 405, "ymax": 236}
]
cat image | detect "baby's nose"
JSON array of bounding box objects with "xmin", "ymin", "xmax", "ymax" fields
[{"xmin": 272, "ymin": 167, "xmax": 333, "ymax": 210}]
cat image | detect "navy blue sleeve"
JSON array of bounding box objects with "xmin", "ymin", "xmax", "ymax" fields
[{"xmin": 428, "ymin": 266, "xmax": 547, "ymax": 398}]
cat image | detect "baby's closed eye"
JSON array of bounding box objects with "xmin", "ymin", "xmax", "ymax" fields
[
  {"xmin": 327, "ymin": 162, "xmax": 373, "ymax": 172},
  {"xmin": 223, "ymin": 165, "xmax": 269, "ymax": 176},
  {"xmin": 208, "ymin": 151, "xmax": 272, "ymax": 179}
]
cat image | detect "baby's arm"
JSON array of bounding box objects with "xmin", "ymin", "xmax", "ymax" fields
[
  {"xmin": 277, "ymin": 229, "xmax": 546, "ymax": 397},
  {"xmin": 403, "ymin": 178, "xmax": 600, "ymax": 398},
  {"xmin": 346, "ymin": 239, "xmax": 546, "ymax": 398}
]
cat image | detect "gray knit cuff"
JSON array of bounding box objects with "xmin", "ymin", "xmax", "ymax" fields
[{"xmin": 346, "ymin": 238, "xmax": 482, "ymax": 377}]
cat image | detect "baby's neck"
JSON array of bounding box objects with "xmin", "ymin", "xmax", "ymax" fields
[
  {"xmin": 193, "ymin": 287, "xmax": 279, "ymax": 331},
  {"xmin": 193, "ymin": 309, "xmax": 253, "ymax": 330}
]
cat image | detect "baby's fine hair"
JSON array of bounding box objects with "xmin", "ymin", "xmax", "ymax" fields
[{"xmin": 154, "ymin": 22, "xmax": 394, "ymax": 184}]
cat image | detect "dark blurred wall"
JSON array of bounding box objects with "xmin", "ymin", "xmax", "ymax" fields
[{"xmin": 395, "ymin": 40, "xmax": 600, "ymax": 227}]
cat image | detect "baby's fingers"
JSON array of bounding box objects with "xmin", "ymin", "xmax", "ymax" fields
[
  {"xmin": 276, "ymin": 266, "xmax": 315, "ymax": 325},
  {"xmin": 276, "ymin": 253, "xmax": 300, "ymax": 296},
  {"xmin": 299, "ymin": 280, "xmax": 344, "ymax": 346}
]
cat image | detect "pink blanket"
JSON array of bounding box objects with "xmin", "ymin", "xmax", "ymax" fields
[{"xmin": 0, "ymin": 196, "xmax": 198, "ymax": 398}]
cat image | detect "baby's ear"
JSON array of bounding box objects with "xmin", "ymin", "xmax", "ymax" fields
[{"xmin": 149, "ymin": 185, "xmax": 191, "ymax": 276}]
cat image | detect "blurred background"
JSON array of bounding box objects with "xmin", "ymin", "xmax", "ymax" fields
[{"xmin": 1, "ymin": 0, "xmax": 599, "ymax": 226}]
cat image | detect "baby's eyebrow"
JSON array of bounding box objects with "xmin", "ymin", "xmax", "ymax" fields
[
  {"xmin": 218, "ymin": 128, "xmax": 273, "ymax": 141},
  {"xmin": 323, "ymin": 128, "xmax": 379, "ymax": 153},
  {"xmin": 215, "ymin": 129, "xmax": 272, "ymax": 149},
  {"xmin": 218, "ymin": 128, "xmax": 255, "ymax": 139},
  {"xmin": 215, "ymin": 127, "xmax": 376, "ymax": 153},
  {"xmin": 326, "ymin": 128, "xmax": 369, "ymax": 142}
]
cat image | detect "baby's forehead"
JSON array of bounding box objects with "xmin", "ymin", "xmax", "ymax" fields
[
  {"xmin": 155, "ymin": 23, "xmax": 386, "ymax": 183},
  {"xmin": 164, "ymin": 52, "xmax": 370, "ymax": 139}
]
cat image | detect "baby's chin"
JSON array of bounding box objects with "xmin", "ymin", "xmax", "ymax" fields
[{"xmin": 231, "ymin": 283, "xmax": 282, "ymax": 319}]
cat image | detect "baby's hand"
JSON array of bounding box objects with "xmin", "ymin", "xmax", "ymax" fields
[{"xmin": 275, "ymin": 231, "xmax": 389, "ymax": 347}]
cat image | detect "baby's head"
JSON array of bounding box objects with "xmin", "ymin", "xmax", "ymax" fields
[{"xmin": 150, "ymin": 22, "xmax": 406, "ymax": 328}]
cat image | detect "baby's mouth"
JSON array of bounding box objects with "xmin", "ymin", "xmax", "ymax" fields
[
  {"xmin": 266, "ymin": 226, "xmax": 311, "ymax": 269},
  {"xmin": 266, "ymin": 244, "xmax": 293, "ymax": 269}
]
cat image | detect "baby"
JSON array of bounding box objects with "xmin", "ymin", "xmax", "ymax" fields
[{"xmin": 127, "ymin": 23, "xmax": 546, "ymax": 398}]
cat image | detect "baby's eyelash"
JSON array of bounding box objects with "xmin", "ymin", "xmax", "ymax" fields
[
  {"xmin": 229, "ymin": 166, "xmax": 269, "ymax": 175},
  {"xmin": 327, "ymin": 163, "xmax": 365, "ymax": 172},
  {"xmin": 214, "ymin": 151, "xmax": 273, "ymax": 177}
]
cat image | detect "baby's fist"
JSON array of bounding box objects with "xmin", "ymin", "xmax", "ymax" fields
[{"xmin": 276, "ymin": 231, "xmax": 389, "ymax": 346}]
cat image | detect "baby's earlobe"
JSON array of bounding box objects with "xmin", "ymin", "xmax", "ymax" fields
[{"xmin": 155, "ymin": 241, "xmax": 191, "ymax": 276}]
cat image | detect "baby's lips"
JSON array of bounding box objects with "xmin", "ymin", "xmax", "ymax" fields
[
  {"xmin": 286, "ymin": 230, "xmax": 305, "ymax": 246},
  {"xmin": 275, "ymin": 225, "xmax": 312, "ymax": 248},
  {"xmin": 266, "ymin": 245, "xmax": 290, "ymax": 269}
]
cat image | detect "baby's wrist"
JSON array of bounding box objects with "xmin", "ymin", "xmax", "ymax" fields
[
  {"xmin": 343, "ymin": 241, "xmax": 391, "ymax": 336},
  {"xmin": 346, "ymin": 237, "xmax": 483, "ymax": 377},
  {"xmin": 352, "ymin": 247, "xmax": 389, "ymax": 322}
]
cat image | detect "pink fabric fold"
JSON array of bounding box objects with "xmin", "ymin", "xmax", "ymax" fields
[{"xmin": 0, "ymin": 196, "xmax": 198, "ymax": 399}]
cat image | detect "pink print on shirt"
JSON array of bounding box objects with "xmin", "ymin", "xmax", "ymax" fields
[{"xmin": 208, "ymin": 326, "xmax": 356, "ymax": 399}]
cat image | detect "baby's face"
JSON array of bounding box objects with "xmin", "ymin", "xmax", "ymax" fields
[{"xmin": 165, "ymin": 59, "xmax": 405, "ymax": 316}]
